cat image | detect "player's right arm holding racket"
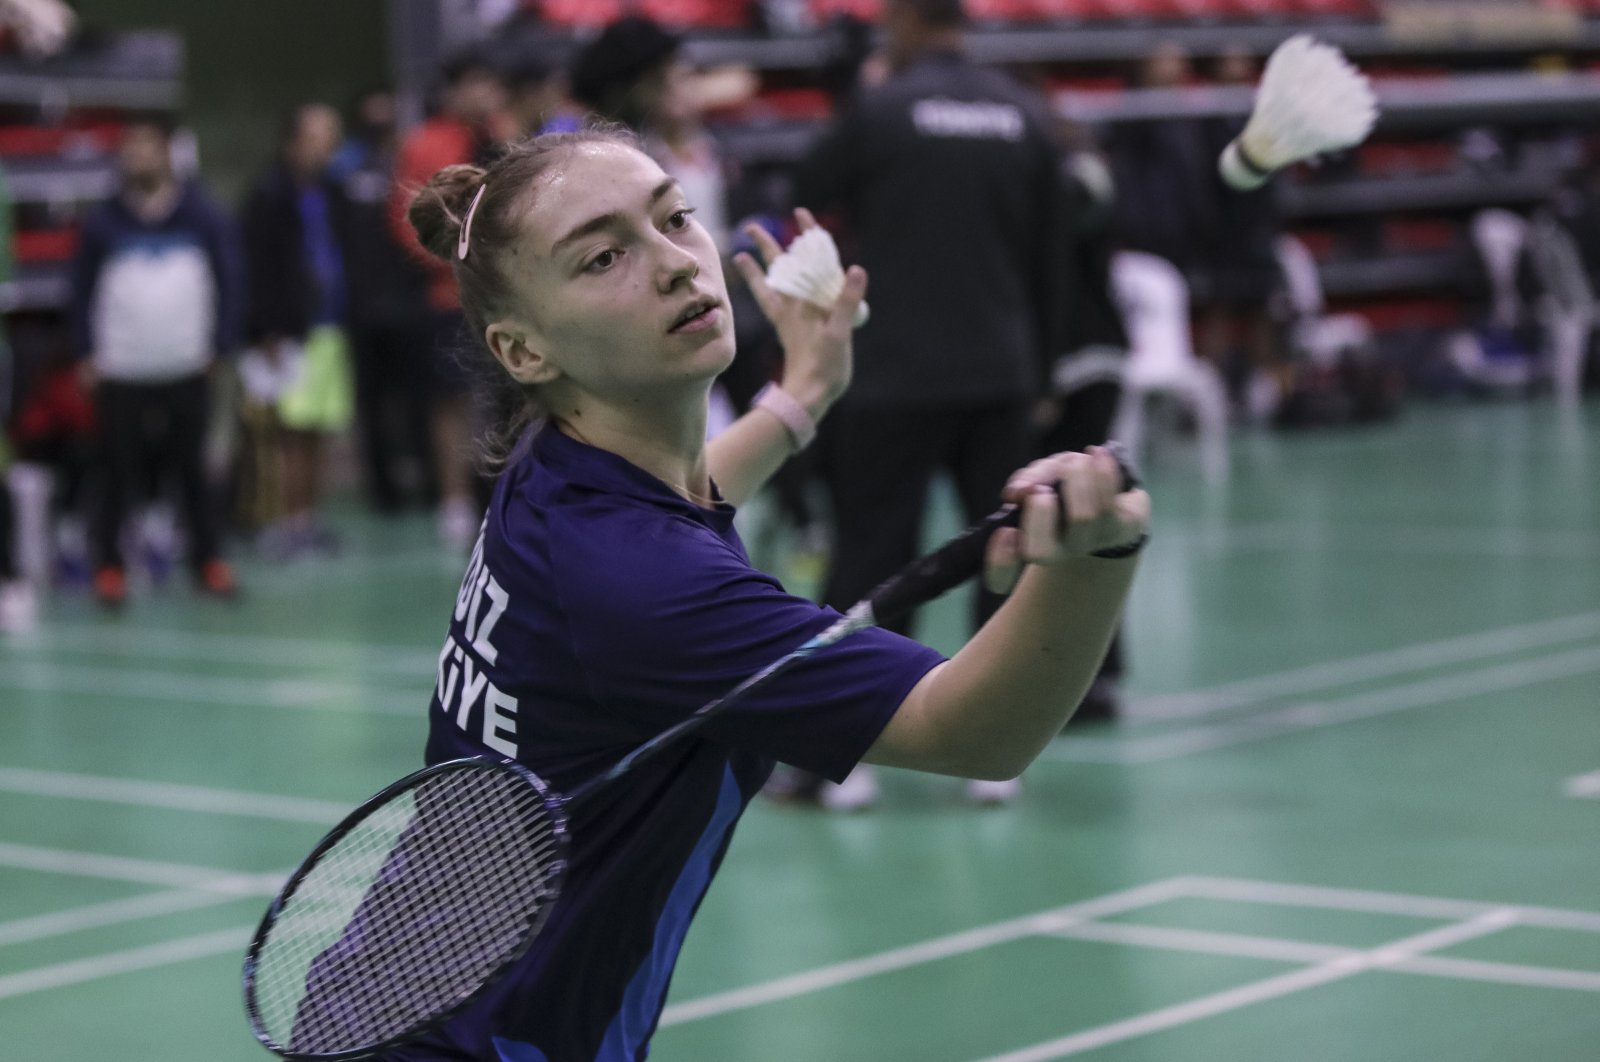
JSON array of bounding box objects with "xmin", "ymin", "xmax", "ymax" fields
[{"xmin": 870, "ymin": 445, "xmax": 1147, "ymax": 780}]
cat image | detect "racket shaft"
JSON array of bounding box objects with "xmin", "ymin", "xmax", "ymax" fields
[{"xmin": 866, "ymin": 448, "xmax": 1139, "ymax": 625}]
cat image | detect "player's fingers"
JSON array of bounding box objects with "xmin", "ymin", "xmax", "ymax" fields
[
  {"xmin": 1062, "ymin": 453, "xmax": 1104, "ymax": 550},
  {"xmin": 732, "ymin": 252, "xmax": 781, "ymax": 315},
  {"xmin": 743, "ymin": 222, "xmax": 785, "ymax": 269},
  {"xmin": 1019, "ymin": 486, "xmax": 1062, "ymax": 563},
  {"xmin": 793, "ymin": 206, "xmax": 818, "ymax": 231},
  {"xmin": 829, "ymin": 265, "xmax": 868, "ymax": 328},
  {"xmin": 1002, "ymin": 455, "xmax": 1072, "ymax": 504},
  {"xmin": 983, "ymin": 525, "xmax": 1022, "ymax": 595},
  {"xmin": 1087, "ymin": 445, "xmax": 1120, "ymax": 511}
]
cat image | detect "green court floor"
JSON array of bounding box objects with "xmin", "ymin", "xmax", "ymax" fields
[{"xmin": 2, "ymin": 399, "xmax": 1597, "ymax": 1061}]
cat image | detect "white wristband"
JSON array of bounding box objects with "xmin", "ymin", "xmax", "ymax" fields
[{"xmin": 753, "ymin": 383, "xmax": 817, "ymax": 452}]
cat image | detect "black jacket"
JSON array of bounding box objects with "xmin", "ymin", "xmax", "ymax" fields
[
  {"xmin": 241, "ymin": 164, "xmax": 355, "ymax": 344},
  {"xmin": 795, "ymin": 49, "xmax": 1060, "ymax": 406}
]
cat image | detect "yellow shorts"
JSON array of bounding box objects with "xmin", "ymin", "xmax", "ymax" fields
[{"xmin": 277, "ymin": 325, "xmax": 354, "ymax": 432}]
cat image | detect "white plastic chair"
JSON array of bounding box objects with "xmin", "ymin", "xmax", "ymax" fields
[
  {"xmin": 1472, "ymin": 208, "xmax": 1530, "ymax": 333},
  {"xmin": 1275, "ymin": 234, "xmax": 1374, "ymax": 368},
  {"xmin": 1109, "ymin": 251, "xmax": 1229, "ymax": 480},
  {"xmin": 1524, "ymin": 210, "xmax": 1595, "ymax": 406}
]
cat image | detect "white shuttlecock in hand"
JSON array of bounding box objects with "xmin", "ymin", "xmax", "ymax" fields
[
  {"xmin": 765, "ymin": 226, "xmax": 870, "ymax": 328},
  {"xmin": 1219, "ymin": 34, "xmax": 1378, "ymax": 191}
]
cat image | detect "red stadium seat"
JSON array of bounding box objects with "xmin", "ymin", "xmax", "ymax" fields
[
  {"xmin": 1356, "ymin": 140, "xmax": 1458, "ymax": 177},
  {"xmin": 637, "ymin": 0, "xmax": 752, "ymax": 27},
  {"xmin": 0, "ymin": 123, "xmax": 118, "ymax": 158},
  {"xmin": 1382, "ymin": 218, "xmax": 1461, "ymax": 253},
  {"xmin": 536, "ymin": 0, "xmax": 625, "ymax": 28},
  {"xmin": 810, "ymin": 0, "xmax": 882, "ymax": 20},
  {"xmin": 964, "ymin": 0, "xmax": 1051, "ymax": 21},
  {"xmin": 14, "ymin": 229, "xmax": 79, "ymax": 264}
]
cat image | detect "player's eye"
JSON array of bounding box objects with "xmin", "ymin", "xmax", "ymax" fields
[
  {"xmin": 665, "ymin": 207, "xmax": 696, "ymax": 231},
  {"xmin": 585, "ymin": 249, "xmax": 620, "ymax": 273}
]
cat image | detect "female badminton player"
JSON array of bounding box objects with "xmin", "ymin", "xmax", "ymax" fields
[{"xmin": 394, "ymin": 126, "xmax": 1149, "ymax": 1061}]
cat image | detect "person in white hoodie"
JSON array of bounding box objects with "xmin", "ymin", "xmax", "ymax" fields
[{"xmin": 69, "ymin": 113, "xmax": 244, "ymax": 607}]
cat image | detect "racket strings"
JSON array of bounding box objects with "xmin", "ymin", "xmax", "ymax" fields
[{"xmin": 250, "ymin": 766, "xmax": 565, "ymax": 1056}]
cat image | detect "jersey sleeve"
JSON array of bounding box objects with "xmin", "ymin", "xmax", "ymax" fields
[{"xmin": 545, "ymin": 499, "xmax": 945, "ymax": 783}]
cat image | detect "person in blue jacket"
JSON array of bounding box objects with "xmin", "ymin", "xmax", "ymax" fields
[{"xmin": 387, "ymin": 124, "xmax": 1149, "ymax": 1062}]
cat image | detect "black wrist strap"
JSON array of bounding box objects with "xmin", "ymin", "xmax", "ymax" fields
[{"xmin": 1091, "ymin": 532, "xmax": 1149, "ymax": 560}]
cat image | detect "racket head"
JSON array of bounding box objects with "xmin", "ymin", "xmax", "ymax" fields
[{"xmin": 243, "ymin": 757, "xmax": 569, "ymax": 1061}]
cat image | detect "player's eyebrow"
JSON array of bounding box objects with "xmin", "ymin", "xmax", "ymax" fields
[{"xmin": 550, "ymin": 177, "xmax": 680, "ymax": 256}]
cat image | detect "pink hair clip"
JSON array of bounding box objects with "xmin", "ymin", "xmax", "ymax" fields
[{"xmin": 457, "ymin": 184, "xmax": 487, "ymax": 261}]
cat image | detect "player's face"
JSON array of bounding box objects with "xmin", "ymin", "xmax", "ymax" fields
[
  {"xmin": 119, "ymin": 126, "xmax": 172, "ymax": 186},
  {"xmin": 290, "ymin": 106, "xmax": 342, "ymax": 176},
  {"xmin": 503, "ymin": 142, "xmax": 734, "ymax": 401}
]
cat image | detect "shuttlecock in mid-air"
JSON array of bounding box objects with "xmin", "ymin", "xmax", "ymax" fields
[
  {"xmin": 766, "ymin": 226, "xmax": 870, "ymax": 328},
  {"xmin": 1219, "ymin": 34, "xmax": 1378, "ymax": 191}
]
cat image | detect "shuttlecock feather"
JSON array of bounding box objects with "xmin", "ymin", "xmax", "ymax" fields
[
  {"xmin": 766, "ymin": 226, "xmax": 870, "ymax": 328},
  {"xmin": 1220, "ymin": 35, "xmax": 1378, "ymax": 191}
]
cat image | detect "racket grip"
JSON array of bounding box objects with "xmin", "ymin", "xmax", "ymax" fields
[{"xmin": 862, "ymin": 446, "xmax": 1140, "ymax": 627}]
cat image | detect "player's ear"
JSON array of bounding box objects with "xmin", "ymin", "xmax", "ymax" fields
[{"xmin": 486, "ymin": 321, "xmax": 560, "ymax": 386}]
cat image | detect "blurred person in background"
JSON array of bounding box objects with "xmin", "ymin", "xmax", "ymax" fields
[
  {"xmin": 0, "ymin": 160, "xmax": 31, "ymax": 633},
  {"xmin": 241, "ymin": 102, "xmax": 357, "ymax": 559},
  {"xmin": 329, "ymin": 88, "xmax": 436, "ymax": 514},
  {"xmin": 570, "ymin": 18, "xmax": 768, "ymax": 436},
  {"xmin": 508, "ymin": 55, "xmax": 583, "ymax": 137},
  {"xmin": 1037, "ymin": 118, "xmax": 1131, "ymax": 723},
  {"xmin": 69, "ymin": 112, "xmax": 243, "ymax": 608},
  {"xmin": 1203, "ymin": 43, "xmax": 1286, "ymax": 418},
  {"xmin": 787, "ymin": 0, "xmax": 1062, "ymax": 808},
  {"xmin": 390, "ymin": 52, "xmax": 516, "ymax": 548},
  {"xmin": 1107, "ymin": 41, "xmax": 1220, "ymax": 287}
]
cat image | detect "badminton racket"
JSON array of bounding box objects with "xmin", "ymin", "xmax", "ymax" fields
[{"xmin": 242, "ymin": 447, "xmax": 1140, "ymax": 1060}]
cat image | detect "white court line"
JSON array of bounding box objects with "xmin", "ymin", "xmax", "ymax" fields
[
  {"xmin": 15, "ymin": 623, "xmax": 437, "ymax": 677},
  {"xmin": 0, "ymin": 662, "xmax": 416, "ymax": 715},
  {"xmin": 972, "ymin": 910, "xmax": 1520, "ymax": 1062},
  {"xmin": 1049, "ymin": 644, "xmax": 1600, "ymax": 764},
  {"xmin": 1055, "ymin": 920, "xmax": 1600, "ymax": 994},
  {"xmin": 0, "ymin": 926, "xmax": 249, "ymax": 1001},
  {"xmin": 1214, "ymin": 522, "xmax": 1600, "ymax": 562},
  {"xmin": 0, "ymin": 842, "xmax": 283, "ymax": 895},
  {"xmin": 0, "ymin": 888, "xmax": 248, "ymax": 948},
  {"xmin": 1565, "ymin": 770, "xmax": 1600, "ymax": 799},
  {"xmin": 0, "ymin": 767, "xmax": 348, "ymax": 824},
  {"xmin": 659, "ymin": 877, "xmax": 1193, "ymax": 1026},
  {"xmin": 1185, "ymin": 876, "xmax": 1600, "ymax": 933},
  {"xmin": 1398, "ymin": 954, "xmax": 1600, "ymax": 992},
  {"xmin": 1122, "ymin": 610, "xmax": 1600, "ymax": 724},
  {"xmin": 662, "ymin": 877, "xmax": 1600, "ymax": 1033},
  {"xmin": 1054, "ymin": 921, "xmax": 1352, "ymax": 965}
]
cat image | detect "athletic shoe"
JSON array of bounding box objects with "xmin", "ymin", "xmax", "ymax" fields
[
  {"xmin": 963, "ymin": 777, "xmax": 1021, "ymax": 806},
  {"xmin": 198, "ymin": 559, "xmax": 238, "ymax": 599},
  {"xmin": 93, "ymin": 565, "xmax": 127, "ymax": 609},
  {"xmin": 819, "ymin": 765, "xmax": 879, "ymax": 812}
]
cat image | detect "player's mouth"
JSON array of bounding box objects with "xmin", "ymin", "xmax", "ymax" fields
[{"xmin": 668, "ymin": 296, "xmax": 722, "ymax": 334}]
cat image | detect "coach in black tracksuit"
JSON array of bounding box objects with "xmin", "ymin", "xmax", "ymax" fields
[{"xmin": 794, "ymin": 0, "xmax": 1060, "ymax": 644}]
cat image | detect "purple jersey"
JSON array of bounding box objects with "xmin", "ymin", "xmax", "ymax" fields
[{"xmin": 392, "ymin": 426, "xmax": 944, "ymax": 1062}]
